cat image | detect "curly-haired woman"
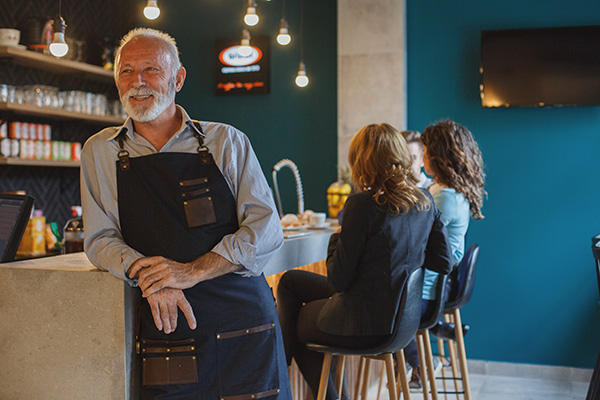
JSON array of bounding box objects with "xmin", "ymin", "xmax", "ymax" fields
[{"xmin": 405, "ymin": 120, "xmax": 486, "ymax": 390}]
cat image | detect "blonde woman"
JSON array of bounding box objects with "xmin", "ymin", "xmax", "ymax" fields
[{"xmin": 276, "ymin": 123, "xmax": 453, "ymax": 400}]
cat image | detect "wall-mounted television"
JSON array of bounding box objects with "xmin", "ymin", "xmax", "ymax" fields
[{"xmin": 480, "ymin": 25, "xmax": 600, "ymax": 108}]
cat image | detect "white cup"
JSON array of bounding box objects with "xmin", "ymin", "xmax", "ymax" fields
[
  {"xmin": 309, "ymin": 212, "xmax": 327, "ymax": 227},
  {"xmin": 0, "ymin": 29, "xmax": 20, "ymax": 47}
]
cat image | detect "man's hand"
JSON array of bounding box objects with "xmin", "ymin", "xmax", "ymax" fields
[
  {"xmin": 128, "ymin": 256, "xmax": 199, "ymax": 297},
  {"xmin": 128, "ymin": 253, "xmax": 243, "ymax": 298},
  {"xmin": 146, "ymin": 288, "xmax": 197, "ymax": 334}
]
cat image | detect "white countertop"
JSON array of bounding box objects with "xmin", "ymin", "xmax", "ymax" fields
[{"xmin": 1, "ymin": 225, "xmax": 337, "ymax": 275}]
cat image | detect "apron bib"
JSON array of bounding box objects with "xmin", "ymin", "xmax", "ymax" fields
[{"xmin": 115, "ymin": 124, "xmax": 290, "ymax": 400}]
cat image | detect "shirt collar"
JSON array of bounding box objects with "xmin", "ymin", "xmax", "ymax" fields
[{"xmin": 106, "ymin": 105, "xmax": 201, "ymax": 141}]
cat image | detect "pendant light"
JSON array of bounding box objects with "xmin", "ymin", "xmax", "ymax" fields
[
  {"xmin": 49, "ymin": 0, "xmax": 69, "ymax": 58},
  {"xmin": 238, "ymin": 29, "xmax": 253, "ymax": 57},
  {"xmin": 244, "ymin": 0, "xmax": 259, "ymax": 27},
  {"xmin": 276, "ymin": 0, "xmax": 291, "ymax": 46},
  {"xmin": 295, "ymin": 0, "xmax": 309, "ymax": 87},
  {"xmin": 144, "ymin": 0, "xmax": 161, "ymax": 20},
  {"xmin": 295, "ymin": 62, "xmax": 309, "ymax": 87}
]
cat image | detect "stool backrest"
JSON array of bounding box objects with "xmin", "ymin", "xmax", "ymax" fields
[
  {"xmin": 444, "ymin": 244, "xmax": 479, "ymax": 310},
  {"xmin": 368, "ymin": 267, "xmax": 424, "ymax": 354},
  {"xmin": 419, "ymin": 273, "xmax": 448, "ymax": 331},
  {"xmin": 591, "ymin": 236, "xmax": 600, "ymax": 306}
]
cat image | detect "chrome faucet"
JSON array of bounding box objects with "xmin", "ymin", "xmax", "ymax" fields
[{"xmin": 272, "ymin": 159, "xmax": 304, "ymax": 218}]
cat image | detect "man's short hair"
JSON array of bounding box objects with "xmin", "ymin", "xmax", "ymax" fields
[
  {"xmin": 401, "ymin": 130, "xmax": 422, "ymax": 144},
  {"xmin": 113, "ymin": 28, "xmax": 182, "ymax": 82}
]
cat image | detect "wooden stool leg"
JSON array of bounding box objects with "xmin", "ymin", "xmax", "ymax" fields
[
  {"xmin": 360, "ymin": 358, "xmax": 372, "ymax": 400},
  {"xmin": 335, "ymin": 355, "xmax": 346, "ymax": 397},
  {"xmin": 376, "ymin": 361, "xmax": 385, "ymax": 400},
  {"xmin": 416, "ymin": 331, "xmax": 430, "ymax": 400},
  {"xmin": 453, "ymin": 309, "xmax": 471, "ymax": 400},
  {"xmin": 437, "ymin": 337, "xmax": 449, "ymax": 400},
  {"xmin": 317, "ymin": 352, "xmax": 333, "ymax": 400},
  {"xmin": 354, "ymin": 357, "xmax": 365, "ymax": 400},
  {"xmin": 423, "ymin": 329, "xmax": 439, "ymax": 400},
  {"xmin": 384, "ymin": 353, "xmax": 399, "ymax": 400},
  {"xmin": 396, "ymin": 350, "xmax": 411, "ymax": 400},
  {"xmin": 444, "ymin": 314, "xmax": 460, "ymax": 400}
]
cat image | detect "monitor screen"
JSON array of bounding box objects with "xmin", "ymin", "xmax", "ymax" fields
[
  {"xmin": 0, "ymin": 194, "xmax": 34, "ymax": 263},
  {"xmin": 480, "ymin": 25, "xmax": 600, "ymax": 108}
]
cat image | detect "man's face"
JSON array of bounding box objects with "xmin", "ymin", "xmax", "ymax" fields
[
  {"xmin": 422, "ymin": 144, "xmax": 434, "ymax": 176},
  {"xmin": 116, "ymin": 37, "xmax": 179, "ymax": 122},
  {"xmin": 407, "ymin": 142, "xmax": 424, "ymax": 179}
]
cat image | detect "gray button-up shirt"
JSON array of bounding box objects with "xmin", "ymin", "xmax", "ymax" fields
[{"xmin": 81, "ymin": 105, "xmax": 283, "ymax": 285}]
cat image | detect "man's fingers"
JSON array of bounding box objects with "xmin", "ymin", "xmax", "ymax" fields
[
  {"xmin": 168, "ymin": 300, "xmax": 178, "ymax": 333},
  {"xmin": 159, "ymin": 300, "xmax": 172, "ymax": 334},
  {"xmin": 178, "ymin": 296, "xmax": 197, "ymax": 330},
  {"xmin": 150, "ymin": 298, "xmax": 163, "ymax": 332}
]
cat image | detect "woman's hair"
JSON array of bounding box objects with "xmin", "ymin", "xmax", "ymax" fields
[
  {"xmin": 421, "ymin": 120, "xmax": 486, "ymax": 220},
  {"xmin": 348, "ymin": 123, "xmax": 430, "ymax": 215}
]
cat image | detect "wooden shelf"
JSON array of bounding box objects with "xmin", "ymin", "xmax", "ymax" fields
[
  {"xmin": 0, "ymin": 102, "xmax": 124, "ymax": 125},
  {"xmin": 0, "ymin": 45, "xmax": 114, "ymax": 82},
  {"xmin": 0, "ymin": 156, "xmax": 80, "ymax": 168}
]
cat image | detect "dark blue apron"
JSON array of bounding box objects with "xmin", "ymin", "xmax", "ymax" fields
[{"xmin": 115, "ymin": 122, "xmax": 291, "ymax": 400}]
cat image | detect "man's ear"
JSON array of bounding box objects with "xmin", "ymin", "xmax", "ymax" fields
[{"xmin": 175, "ymin": 66, "xmax": 186, "ymax": 92}]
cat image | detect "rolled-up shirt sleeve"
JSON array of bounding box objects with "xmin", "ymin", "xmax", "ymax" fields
[
  {"xmin": 207, "ymin": 125, "xmax": 283, "ymax": 276},
  {"xmin": 81, "ymin": 129, "xmax": 142, "ymax": 286}
]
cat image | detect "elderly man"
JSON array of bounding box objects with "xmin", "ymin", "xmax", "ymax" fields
[{"xmin": 81, "ymin": 28, "xmax": 290, "ymax": 400}]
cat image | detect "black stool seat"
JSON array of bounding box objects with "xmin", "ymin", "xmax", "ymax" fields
[{"xmin": 306, "ymin": 267, "xmax": 425, "ymax": 400}]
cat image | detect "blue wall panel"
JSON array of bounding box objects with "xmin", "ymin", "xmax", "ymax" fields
[{"xmin": 408, "ymin": 0, "xmax": 600, "ymax": 368}]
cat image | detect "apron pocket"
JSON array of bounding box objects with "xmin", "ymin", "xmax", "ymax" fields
[
  {"xmin": 183, "ymin": 195, "xmax": 217, "ymax": 227},
  {"xmin": 141, "ymin": 338, "xmax": 199, "ymax": 386},
  {"xmin": 216, "ymin": 322, "xmax": 280, "ymax": 397}
]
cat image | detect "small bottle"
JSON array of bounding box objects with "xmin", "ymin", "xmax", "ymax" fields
[{"xmin": 63, "ymin": 206, "xmax": 84, "ymax": 254}]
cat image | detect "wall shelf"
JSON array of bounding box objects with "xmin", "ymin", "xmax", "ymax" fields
[
  {"xmin": 0, "ymin": 45, "xmax": 114, "ymax": 82},
  {"xmin": 0, "ymin": 102, "xmax": 124, "ymax": 125},
  {"xmin": 0, "ymin": 156, "xmax": 80, "ymax": 168}
]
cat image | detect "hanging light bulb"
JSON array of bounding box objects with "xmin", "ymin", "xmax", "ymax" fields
[
  {"xmin": 277, "ymin": 18, "xmax": 291, "ymax": 46},
  {"xmin": 238, "ymin": 29, "xmax": 253, "ymax": 57},
  {"xmin": 295, "ymin": 62, "xmax": 309, "ymax": 87},
  {"xmin": 144, "ymin": 0, "xmax": 161, "ymax": 20},
  {"xmin": 244, "ymin": 0, "xmax": 259, "ymax": 27},
  {"xmin": 49, "ymin": 0, "xmax": 68, "ymax": 58}
]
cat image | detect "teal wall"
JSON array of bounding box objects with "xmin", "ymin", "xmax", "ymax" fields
[
  {"xmin": 138, "ymin": 0, "xmax": 338, "ymax": 215},
  {"xmin": 407, "ymin": 1, "xmax": 600, "ymax": 368}
]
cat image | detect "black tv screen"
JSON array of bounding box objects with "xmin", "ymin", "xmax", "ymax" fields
[{"xmin": 480, "ymin": 25, "xmax": 600, "ymax": 108}]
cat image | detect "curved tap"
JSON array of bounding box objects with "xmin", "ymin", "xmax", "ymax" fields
[{"xmin": 272, "ymin": 159, "xmax": 304, "ymax": 218}]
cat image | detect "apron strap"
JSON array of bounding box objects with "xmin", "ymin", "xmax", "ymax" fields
[
  {"xmin": 116, "ymin": 128, "xmax": 131, "ymax": 171},
  {"xmin": 192, "ymin": 121, "xmax": 211, "ymax": 164}
]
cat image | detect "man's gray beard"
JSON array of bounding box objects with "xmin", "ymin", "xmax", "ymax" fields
[{"xmin": 120, "ymin": 82, "xmax": 176, "ymax": 122}]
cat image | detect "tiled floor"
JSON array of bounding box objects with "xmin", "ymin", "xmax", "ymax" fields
[{"xmin": 368, "ymin": 371, "xmax": 591, "ymax": 400}]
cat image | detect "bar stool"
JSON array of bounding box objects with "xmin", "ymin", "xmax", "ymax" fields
[
  {"xmin": 372, "ymin": 273, "xmax": 449, "ymax": 400},
  {"xmin": 306, "ymin": 267, "xmax": 425, "ymax": 400},
  {"xmin": 435, "ymin": 244, "xmax": 479, "ymax": 400},
  {"xmin": 415, "ymin": 273, "xmax": 448, "ymax": 400},
  {"xmin": 586, "ymin": 236, "xmax": 600, "ymax": 400}
]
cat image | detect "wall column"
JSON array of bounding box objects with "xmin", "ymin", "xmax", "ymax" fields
[{"xmin": 337, "ymin": 0, "xmax": 407, "ymax": 171}]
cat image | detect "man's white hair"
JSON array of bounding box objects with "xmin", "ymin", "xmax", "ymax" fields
[{"xmin": 113, "ymin": 28, "xmax": 182, "ymax": 82}]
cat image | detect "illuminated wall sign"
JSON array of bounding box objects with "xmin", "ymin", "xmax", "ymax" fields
[{"xmin": 215, "ymin": 35, "xmax": 270, "ymax": 95}]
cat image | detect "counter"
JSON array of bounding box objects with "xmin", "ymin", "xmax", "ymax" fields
[{"xmin": 0, "ymin": 227, "xmax": 335, "ymax": 400}]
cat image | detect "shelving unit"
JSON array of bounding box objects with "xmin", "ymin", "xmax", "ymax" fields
[
  {"xmin": 0, "ymin": 45, "xmax": 121, "ymax": 169},
  {"xmin": 0, "ymin": 156, "xmax": 80, "ymax": 168},
  {"xmin": 0, "ymin": 102, "xmax": 124, "ymax": 125},
  {"xmin": 0, "ymin": 45, "xmax": 114, "ymax": 82}
]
